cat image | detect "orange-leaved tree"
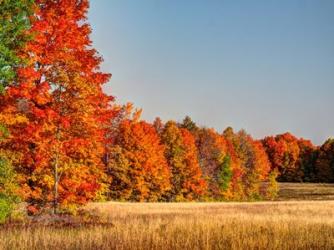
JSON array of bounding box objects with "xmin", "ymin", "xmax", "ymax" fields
[
  {"xmin": 0, "ymin": 0, "xmax": 113, "ymax": 213},
  {"xmin": 224, "ymin": 128, "xmax": 272, "ymax": 199},
  {"xmin": 262, "ymin": 133, "xmax": 301, "ymax": 182},
  {"xmin": 161, "ymin": 121, "xmax": 207, "ymax": 201},
  {"xmin": 196, "ymin": 128, "xmax": 232, "ymax": 199},
  {"xmin": 106, "ymin": 109, "xmax": 171, "ymax": 201}
]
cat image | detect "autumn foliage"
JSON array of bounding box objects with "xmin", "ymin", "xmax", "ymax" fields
[
  {"xmin": 161, "ymin": 121, "xmax": 206, "ymax": 201},
  {"xmin": 0, "ymin": 0, "xmax": 333, "ymax": 215},
  {"xmin": 106, "ymin": 117, "xmax": 171, "ymax": 201},
  {"xmin": 314, "ymin": 139, "xmax": 334, "ymax": 183},
  {"xmin": 0, "ymin": 0, "xmax": 113, "ymax": 213}
]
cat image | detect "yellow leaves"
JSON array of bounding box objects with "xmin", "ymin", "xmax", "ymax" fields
[
  {"xmin": 42, "ymin": 175, "xmax": 54, "ymax": 189},
  {"xmin": 0, "ymin": 113, "xmax": 28, "ymax": 126}
]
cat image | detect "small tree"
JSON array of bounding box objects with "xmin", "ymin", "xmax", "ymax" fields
[
  {"xmin": 0, "ymin": 156, "xmax": 19, "ymax": 223},
  {"xmin": 181, "ymin": 116, "xmax": 199, "ymax": 133},
  {"xmin": 266, "ymin": 169, "xmax": 279, "ymax": 200}
]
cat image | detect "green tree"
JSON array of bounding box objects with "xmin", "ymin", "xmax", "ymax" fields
[
  {"xmin": 0, "ymin": 0, "xmax": 33, "ymax": 92},
  {"xmin": 217, "ymin": 155, "xmax": 232, "ymax": 192},
  {"xmin": 181, "ymin": 116, "xmax": 199, "ymax": 133}
]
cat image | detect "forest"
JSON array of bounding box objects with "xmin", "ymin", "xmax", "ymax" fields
[{"xmin": 0, "ymin": 0, "xmax": 334, "ymax": 225}]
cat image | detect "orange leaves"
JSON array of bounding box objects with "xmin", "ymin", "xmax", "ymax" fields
[
  {"xmin": 262, "ymin": 133, "xmax": 306, "ymax": 182},
  {"xmin": 222, "ymin": 128, "xmax": 274, "ymax": 199},
  {"xmin": 107, "ymin": 120, "xmax": 171, "ymax": 201},
  {"xmin": 31, "ymin": 82, "xmax": 51, "ymax": 105},
  {"xmin": 161, "ymin": 121, "xmax": 207, "ymax": 201},
  {"xmin": 17, "ymin": 67, "xmax": 40, "ymax": 80},
  {"xmin": 196, "ymin": 128, "xmax": 229, "ymax": 198},
  {"xmin": 252, "ymin": 141, "xmax": 271, "ymax": 181},
  {"xmin": 0, "ymin": 0, "xmax": 114, "ymax": 212},
  {"xmin": 180, "ymin": 128, "xmax": 207, "ymax": 197}
]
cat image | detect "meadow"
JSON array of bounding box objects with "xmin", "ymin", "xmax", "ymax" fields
[{"xmin": 0, "ymin": 183, "xmax": 333, "ymax": 250}]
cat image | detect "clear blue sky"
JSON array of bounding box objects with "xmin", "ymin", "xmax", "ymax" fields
[{"xmin": 88, "ymin": 0, "xmax": 334, "ymax": 145}]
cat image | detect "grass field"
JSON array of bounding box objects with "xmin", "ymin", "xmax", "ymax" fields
[
  {"xmin": 278, "ymin": 182, "xmax": 334, "ymax": 200},
  {"xmin": 0, "ymin": 183, "xmax": 333, "ymax": 250}
]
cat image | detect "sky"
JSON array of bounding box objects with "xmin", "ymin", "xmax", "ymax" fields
[{"xmin": 88, "ymin": 0, "xmax": 334, "ymax": 145}]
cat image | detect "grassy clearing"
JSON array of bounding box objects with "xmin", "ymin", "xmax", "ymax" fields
[
  {"xmin": 0, "ymin": 200, "xmax": 334, "ymax": 250},
  {"xmin": 278, "ymin": 182, "xmax": 334, "ymax": 200}
]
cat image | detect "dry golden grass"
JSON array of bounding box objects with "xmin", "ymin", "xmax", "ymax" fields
[
  {"xmin": 278, "ymin": 182, "xmax": 334, "ymax": 200},
  {"xmin": 0, "ymin": 200, "xmax": 334, "ymax": 250}
]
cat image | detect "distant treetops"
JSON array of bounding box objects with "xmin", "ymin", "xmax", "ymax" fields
[{"xmin": 0, "ymin": 0, "xmax": 333, "ymax": 216}]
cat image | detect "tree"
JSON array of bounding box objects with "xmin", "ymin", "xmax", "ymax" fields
[
  {"xmin": 251, "ymin": 140, "xmax": 272, "ymax": 197},
  {"xmin": 0, "ymin": 155, "xmax": 20, "ymax": 223},
  {"xmin": 217, "ymin": 155, "xmax": 232, "ymax": 192},
  {"xmin": 224, "ymin": 138, "xmax": 245, "ymax": 199},
  {"xmin": 107, "ymin": 120, "xmax": 171, "ymax": 201},
  {"xmin": 179, "ymin": 128, "xmax": 207, "ymax": 200},
  {"xmin": 0, "ymin": 0, "xmax": 33, "ymax": 219},
  {"xmin": 181, "ymin": 116, "xmax": 199, "ymax": 133},
  {"xmin": 153, "ymin": 117, "xmax": 164, "ymax": 135},
  {"xmin": 224, "ymin": 129, "xmax": 271, "ymax": 199},
  {"xmin": 161, "ymin": 121, "xmax": 206, "ymax": 201},
  {"xmin": 223, "ymin": 127, "xmax": 245, "ymax": 199},
  {"xmin": 265, "ymin": 168, "xmax": 279, "ymax": 200},
  {"xmin": 262, "ymin": 133, "xmax": 301, "ymax": 182},
  {"xmin": 315, "ymin": 139, "xmax": 334, "ymax": 183},
  {"xmin": 252, "ymin": 141, "xmax": 271, "ymax": 181},
  {"xmin": 233, "ymin": 131, "xmax": 259, "ymax": 198},
  {"xmin": 196, "ymin": 128, "xmax": 231, "ymax": 199},
  {"xmin": 297, "ymin": 139, "xmax": 317, "ymax": 182},
  {"xmin": 0, "ymin": 113, "xmax": 20, "ymax": 222},
  {"xmin": 0, "ymin": 0, "xmax": 113, "ymax": 213}
]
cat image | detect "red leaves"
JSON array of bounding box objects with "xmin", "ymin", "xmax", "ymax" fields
[
  {"xmin": 78, "ymin": 182, "xmax": 100, "ymax": 195},
  {"xmin": 261, "ymin": 133, "xmax": 316, "ymax": 182},
  {"xmin": 31, "ymin": 107, "xmax": 46, "ymax": 118},
  {"xmin": 0, "ymin": 0, "xmax": 114, "ymax": 212},
  {"xmin": 17, "ymin": 67, "xmax": 40, "ymax": 80},
  {"xmin": 60, "ymin": 117, "xmax": 71, "ymax": 129}
]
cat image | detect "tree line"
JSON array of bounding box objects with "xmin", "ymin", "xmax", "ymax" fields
[{"xmin": 0, "ymin": 0, "xmax": 333, "ymax": 221}]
